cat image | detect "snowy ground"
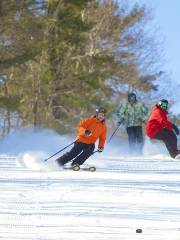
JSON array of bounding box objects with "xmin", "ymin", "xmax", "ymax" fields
[
  {"xmin": 0, "ymin": 129, "xmax": 180, "ymax": 239},
  {"xmin": 1, "ymin": 154, "xmax": 180, "ymax": 240}
]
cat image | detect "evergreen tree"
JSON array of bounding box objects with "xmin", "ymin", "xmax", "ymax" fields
[{"xmin": 0, "ymin": 0, "xmax": 162, "ymax": 135}]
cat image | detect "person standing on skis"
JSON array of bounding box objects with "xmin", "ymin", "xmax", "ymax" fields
[
  {"xmin": 116, "ymin": 92, "xmax": 148, "ymax": 155},
  {"xmin": 146, "ymin": 99, "xmax": 180, "ymax": 159},
  {"xmin": 56, "ymin": 107, "xmax": 107, "ymax": 167}
]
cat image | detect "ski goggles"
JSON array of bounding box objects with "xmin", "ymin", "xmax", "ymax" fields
[
  {"xmin": 128, "ymin": 96, "xmax": 136, "ymax": 102},
  {"xmin": 160, "ymin": 101, "xmax": 168, "ymax": 110}
]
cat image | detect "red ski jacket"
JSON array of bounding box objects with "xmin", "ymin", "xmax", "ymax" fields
[
  {"xmin": 146, "ymin": 105, "xmax": 173, "ymax": 139},
  {"xmin": 76, "ymin": 115, "xmax": 107, "ymax": 148}
]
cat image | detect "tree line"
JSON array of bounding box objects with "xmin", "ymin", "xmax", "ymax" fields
[{"xmin": 0, "ymin": 0, "xmax": 161, "ymax": 136}]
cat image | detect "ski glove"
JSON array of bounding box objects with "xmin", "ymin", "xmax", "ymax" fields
[
  {"xmin": 85, "ymin": 130, "xmax": 92, "ymax": 136},
  {"xmin": 97, "ymin": 147, "xmax": 104, "ymax": 152},
  {"xmin": 172, "ymin": 124, "xmax": 179, "ymax": 135}
]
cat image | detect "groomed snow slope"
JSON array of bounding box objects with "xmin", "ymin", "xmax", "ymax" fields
[{"xmin": 0, "ymin": 153, "xmax": 180, "ymax": 240}]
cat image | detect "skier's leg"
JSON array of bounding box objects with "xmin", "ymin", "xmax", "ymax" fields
[
  {"xmin": 164, "ymin": 131, "xmax": 178, "ymax": 158},
  {"xmin": 56, "ymin": 142, "xmax": 83, "ymax": 166},
  {"xmin": 135, "ymin": 126, "xmax": 144, "ymax": 155},
  {"xmin": 154, "ymin": 129, "xmax": 178, "ymax": 158},
  {"xmin": 126, "ymin": 127, "xmax": 136, "ymax": 153},
  {"xmin": 72, "ymin": 143, "xmax": 95, "ymax": 166}
]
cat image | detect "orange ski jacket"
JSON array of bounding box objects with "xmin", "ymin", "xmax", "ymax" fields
[{"xmin": 76, "ymin": 115, "xmax": 107, "ymax": 148}]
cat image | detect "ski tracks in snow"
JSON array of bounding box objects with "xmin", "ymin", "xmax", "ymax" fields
[{"xmin": 0, "ymin": 155, "xmax": 180, "ymax": 239}]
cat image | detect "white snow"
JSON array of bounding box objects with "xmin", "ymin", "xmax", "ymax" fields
[{"xmin": 0, "ymin": 129, "xmax": 180, "ymax": 239}]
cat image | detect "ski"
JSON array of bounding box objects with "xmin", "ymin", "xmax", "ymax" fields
[
  {"xmin": 64, "ymin": 165, "xmax": 96, "ymax": 172},
  {"xmin": 175, "ymin": 153, "xmax": 180, "ymax": 159},
  {"xmin": 81, "ymin": 166, "xmax": 96, "ymax": 172},
  {"xmin": 64, "ymin": 165, "xmax": 80, "ymax": 171}
]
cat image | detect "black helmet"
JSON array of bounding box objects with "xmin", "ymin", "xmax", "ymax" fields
[
  {"xmin": 96, "ymin": 107, "xmax": 107, "ymax": 115},
  {"xmin": 157, "ymin": 99, "xmax": 168, "ymax": 110},
  {"xmin": 128, "ymin": 92, "xmax": 136, "ymax": 102}
]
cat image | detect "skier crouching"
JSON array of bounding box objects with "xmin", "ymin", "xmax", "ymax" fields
[
  {"xmin": 56, "ymin": 107, "xmax": 107, "ymax": 168},
  {"xmin": 146, "ymin": 99, "xmax": 180, "ymax": 159}
]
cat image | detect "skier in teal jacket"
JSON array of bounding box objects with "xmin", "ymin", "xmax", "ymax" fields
[{"xmin": 116, "ymin": 92, "xmax": 148, "ymax": 155}]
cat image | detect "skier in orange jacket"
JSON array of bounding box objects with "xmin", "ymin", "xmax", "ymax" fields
[{"xmin": 56, "ymin": 107, "xmax": 107, "ymax": 167}]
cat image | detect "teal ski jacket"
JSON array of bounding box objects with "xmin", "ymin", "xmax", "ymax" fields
[{"xmin": 116, "ymin": 101, "xmax": 148, "ymax": 127}]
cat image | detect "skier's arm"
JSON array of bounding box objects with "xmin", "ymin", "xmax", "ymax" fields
[
  {"xmin": 77, "ymin": 118, "xmax": 91, "ymax": 136},
  {"xmin": 172, "ymin": 124, "xmax": 179, "ymax": 135},
  {"xmin": 160, "ymin": 110, "xmax": 173, "ymax": 129},
  {"xmin": 141, "ymin": 104, "xmax": 149, "ymax": 123},
  {"xmin": 116, "ymin": 103, "xmax": 126, "ymax": 122},
  {"xmin": 98, "ymin": 127, "xmax": 107, "ymax": 149},
  {"xmin": 161, "ymin": 116, "xmax": 172, "ymax": 130}
]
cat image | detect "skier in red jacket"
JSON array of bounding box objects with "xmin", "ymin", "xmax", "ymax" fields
[{"xmin": 146, "ymin": 99, "xmax": 180, "ymax": 159}]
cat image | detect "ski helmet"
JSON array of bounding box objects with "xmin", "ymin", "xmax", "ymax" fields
[
  {"xmin": 128, "ymin": 92, "xmax": 136, "ymax": 102},
  {"xmin": 157, "ymin": 99, "xmax": 168, "ymax": 110},
  {"xmin": 96, "ymin": 107, "xmax": 107, "ymax": 116}
]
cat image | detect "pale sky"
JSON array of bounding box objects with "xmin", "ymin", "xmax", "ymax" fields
[
  {"xmin": 138, "ymin": 0, "xmax": 180, "ymax": 84},
  {"xmin": 137, "ymin": 0, "xmax": 180, "ymax": 114}
]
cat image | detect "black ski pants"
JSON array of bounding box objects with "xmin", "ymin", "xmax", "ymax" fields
[
  {"xmin": 56, "ymin": 141, "xmax": 95, "ymax": 166},
  {"xmin": 154, "ymin": 128, "xmax": 179, "ymax": 158},
  {"xmin": 126, "ymin": 126, "xmax": 143, "ymax": 154}
]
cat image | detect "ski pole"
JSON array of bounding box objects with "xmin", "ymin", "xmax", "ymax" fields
[
  {"xmin": 93, "ymin": 150, "xmax": 99, "ymax": 154},
  {"xmin": 44, "ymin": 141, "xmax": 75, "ymax": 162},
  {"xmin": 107, "ymin": 123, "xmax": 121, "ymax": 143}
]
